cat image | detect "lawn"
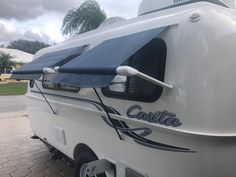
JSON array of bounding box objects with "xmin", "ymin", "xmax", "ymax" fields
[{"xmin": 0, "ymin": 82, "xmax": 28, "ymax": 95}]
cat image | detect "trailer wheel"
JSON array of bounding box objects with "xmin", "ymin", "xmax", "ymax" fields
[{"xmin": 74, "ymin": 151, "xmax": 106, "ymax": 177}]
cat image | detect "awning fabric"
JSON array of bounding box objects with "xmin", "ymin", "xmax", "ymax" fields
[
  {"xmin": 54, "ymin": 26, "xmax": 167, "ymax": 87},
  {"xmin": 53, "ymin": 73, "xmax": 115, "ymax": 88},
  {"xmin": 11, "ymin": 46, "xmax": 85, "ymax": 80}
]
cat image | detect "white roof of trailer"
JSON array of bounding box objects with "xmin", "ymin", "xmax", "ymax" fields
[
  {"xmin": 34, "ymin": 1, "xmax": 227, "ymax": 59},
  {"xmin": 138, "ymin": 0, "xmax": 234, "ymax": 16}
]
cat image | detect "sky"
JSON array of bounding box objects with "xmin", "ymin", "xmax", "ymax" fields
[{"xmin": 0, "ymin": 0, "xmax": 142, "ymax": 46}]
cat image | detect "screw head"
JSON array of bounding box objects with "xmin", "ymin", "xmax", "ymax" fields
[{"xmin": 190, "ymin": 13, "xmax": 201, "ymax": 22}]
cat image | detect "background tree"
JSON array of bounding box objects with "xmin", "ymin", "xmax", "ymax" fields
[
  {"xmin": 7, "ymin": 39, "xmax": 50, "ymax": 54},
  {"xmin": 0, "ymin": 52, "xmax": 15, "ymax": 74},
  {"xmin": 62, "ymin": 0, "xmax": 107, "ymax": 35}
]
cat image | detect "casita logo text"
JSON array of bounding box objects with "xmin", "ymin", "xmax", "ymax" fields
[{"xmin": 127, "ymin": 105, "xmax": 182, "ymax": 127}]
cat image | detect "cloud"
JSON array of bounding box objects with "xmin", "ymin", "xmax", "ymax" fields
[
  {"xmin": 98, "ymin": 0, "xmax": 142, "ymax": 18},
  {"xmin": 0, "ymin": 0, "xmax": 80, "ymax": 21},
  {"xmin": 23, "ymin": 30, "xmax": 50, "ymax": 43},
  {"xmin": 0, "ymin": 18, "xmax": 62, "ymax": 46},
  {"xmin": 0, "ymin": 23, "xmax": 5, "ymax": 31},
  {"xmin": 0, "ymin": 23, "xmax": 19, "ymax": 44},
  {"xmin": 0, "ymin": 0, "xmax": 142, "ymax": 21},
  {"xmin": 0, "ymin": 0, "xmax": 142, "ymax": 45}
]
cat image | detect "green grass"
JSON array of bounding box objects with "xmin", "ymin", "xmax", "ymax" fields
[{"xmin": 0, "ymin": 82, "xmax": 27, "ymax": 95}]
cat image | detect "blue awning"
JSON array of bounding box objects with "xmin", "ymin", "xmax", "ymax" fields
[
  {"xmin": 54, "ymin": 73, "xmax": 115, "ymax": 88},
  {"xmin": 11, "ymin": 45, "xmax": 86, "ymax": 80},
  {"xmin": 54, "ymin": 27, "xmax": 167, "ymax": 87}
]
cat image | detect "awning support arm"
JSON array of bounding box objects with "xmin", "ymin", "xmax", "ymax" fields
[
  {"xmin": 34, "ymin": 82, "xmax": 57, "ymax": 115},
  {"xmin": 116, "ymin": 66, "xmax": 173, "ymax": 89},
  {"xmin": 93, "ymin": 88, "xmax": 123, "ymax": 140}
]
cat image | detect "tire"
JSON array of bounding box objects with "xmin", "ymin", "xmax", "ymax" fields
[{"xmin": 74, "ymin": 151, "xmax": 107, "ymax": 177}]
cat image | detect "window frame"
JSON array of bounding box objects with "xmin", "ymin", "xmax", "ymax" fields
[
  {"xmin": 101, "ymin": 38, "xmax": 167, "ymax": 103},
  {"xmin": 42, "ymin": 73, "xmax": 80, "ymax": 93}
]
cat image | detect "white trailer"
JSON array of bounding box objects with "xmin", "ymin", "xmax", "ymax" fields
[{"xmin": 12, "ymin": 0, "xmax": 236, "ymax": 177}]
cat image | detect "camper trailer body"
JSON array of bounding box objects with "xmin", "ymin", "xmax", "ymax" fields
[{"xmin": 14, "ymin": 1, "xmax": 236, "ymax": 177}]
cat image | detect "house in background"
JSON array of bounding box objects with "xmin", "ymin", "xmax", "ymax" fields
[
  {"xmin": 0, "ymin": 48, "xmax": 33, "ymax": 82},
  {"xmin": 0, "ymin": 48, "xmax": 33, "ymax": 71}
]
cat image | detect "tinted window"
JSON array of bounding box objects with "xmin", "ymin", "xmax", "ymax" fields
[
  {"xmin": 102, "ymin": 38, "xmax": 167, "ymax": 102},
  {"xmin": 42, "ymin": 73, "xmax": 80, "ymax": 92}
]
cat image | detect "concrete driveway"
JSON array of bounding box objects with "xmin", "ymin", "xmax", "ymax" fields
[
  {"xmin": 0, "ymin": 96, "xmax": 74, "ymax": 177},
  {"xmin": 0, "ymin": 96, "xmax": 27, "ymax": 113}
]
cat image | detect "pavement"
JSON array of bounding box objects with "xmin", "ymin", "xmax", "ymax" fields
[
  {"xmin": 0, "ymin": 96, "xmax": 74, "ymax": 177},
  {"xmin": 0, "ymin": 96, "xmax": 27, "ymax": 113}
]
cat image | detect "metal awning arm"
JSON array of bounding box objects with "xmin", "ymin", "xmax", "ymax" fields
[{"xmin": 116, "ymin": 66, "xmax": 173, "ymax": 89}]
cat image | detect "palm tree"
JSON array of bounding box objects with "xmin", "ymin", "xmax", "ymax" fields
[
  {"xmin": 0, "ymin": 52, "xmax": 15, "ymax": 74},
  {"xmin": 62, "ymin": 0, "xmax": 107, "ymax": 35}
]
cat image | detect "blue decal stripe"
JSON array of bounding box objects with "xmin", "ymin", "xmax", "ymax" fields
[
  {"xmin": 31, "ymin": 90, "xmax": 195, "ymax": 153},
  {"xmin": 119, "ymin": 120, "xmax": 195, "ymax": 153}
]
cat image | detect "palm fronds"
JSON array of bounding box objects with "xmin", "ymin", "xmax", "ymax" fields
[{"xmin": 62, "ymin": 0, "xmax": 107, "ymax": 35}]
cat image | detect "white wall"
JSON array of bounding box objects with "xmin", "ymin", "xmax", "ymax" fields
[{"xmin": 138, "ymin": 0, "xmax": 236, "ymax": 16}]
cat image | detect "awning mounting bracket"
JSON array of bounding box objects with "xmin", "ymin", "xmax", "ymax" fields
[
  {"xmin": 93, "ymin": 88, "xmax": 123, "ymax": 140},
  {"xmin": 34, "ymin": 82, "xmax": 57, "ymax": 115}
]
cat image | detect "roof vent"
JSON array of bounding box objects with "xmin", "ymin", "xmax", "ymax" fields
[{"xmin": 138, "ymin": 0, "xmax": 234, "ymax": 16}]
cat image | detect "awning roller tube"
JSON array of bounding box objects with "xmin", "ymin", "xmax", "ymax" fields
[{"xmin": 11, "ymin": 45, "xmax": 86, "ymax": 80}]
